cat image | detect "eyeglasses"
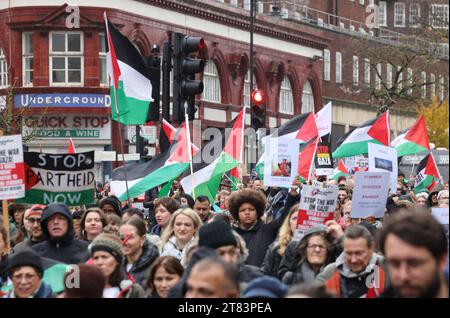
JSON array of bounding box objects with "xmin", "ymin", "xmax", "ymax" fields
[
  {"xmin": 307, "ymin": 244, "xmax": 327, "ymax": 250},
  {"xmin": 12, "ymin": 273, "xmax": 38, "ymax": 282},
  {"xmin": 26, "ymin": 218, "xmax": 41, "ymax": 224}
]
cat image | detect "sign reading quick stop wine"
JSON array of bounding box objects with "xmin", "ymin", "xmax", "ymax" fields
[{"xmin": 0, "ymin": 135, "xmax": 25, "ymax": 200}]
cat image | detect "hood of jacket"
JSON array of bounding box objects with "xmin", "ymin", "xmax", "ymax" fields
[
  {"xmin": 40, "ymin": 203, "xmax": 75, "ymax": 246},
  {"xmin": 335, "ymin": 251, "xmax": 383, "ymax": 279},
  {"xmin": 127, "ymin": 240, "xmax": 159, "ymax": 272}
]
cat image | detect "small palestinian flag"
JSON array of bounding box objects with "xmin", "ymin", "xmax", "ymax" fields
[
  {"xmin": 331, "ymin": 160, "xmax": 349, "ymax": 181},
  {"xmin": 414, "ymin": 153, "xmax": 441, "ymax": 194},
  {"xmin": 391, "ymin": 116, "xmax": 430, "ymax": 157}
]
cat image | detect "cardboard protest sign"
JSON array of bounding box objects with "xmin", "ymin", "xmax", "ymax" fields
[
  {"xmin": 368, "ymin": 143, "xmax": 398, "ymax": 194},
  {"xmin": 264, "ymin": 138, "xmax": 299, "ymax": 188},
  {"xmin": 351, "ymin": 171, "xmax": 390, "ymax": 219},
  {"xmin": 431, "ymin": 208, "xmax": 449, "ymax": 225},
  {"xmin": 295, "ymin": 183, "xmax": 339, "ymax": 240},
  {"xmin": 0, "ymin": 135, "xmax": 25, "ymax": 200},
  {"xmin": 314, "ymin": 142, "xmax": 334, "ymax": 176},
  {"xmin": 15, "ymin": 151, "xmax": 95, "ymax": 206}
]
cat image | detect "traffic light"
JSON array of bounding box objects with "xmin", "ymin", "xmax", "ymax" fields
[
  {"xmin": 173, "ymin": 33, "xmax": 205, "ymax": 121},
  {"xmin": 251, "ymin": 89, "xmax": 266, "ymax": 130},
  {"xmin": 136, "ymin": 126, "xmax": 149, "ymax": 157},
  {"xmin": 145, "ymin": 53, "xmax": 161, "ymax": 122}
]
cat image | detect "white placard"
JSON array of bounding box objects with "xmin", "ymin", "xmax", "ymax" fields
[
  {"xmin": 117, "ymin": 153, "xmax": 140, "ymax": 161},
  {"xmin": 351, "ymin": 171, "xmax": 390, "ymax": 219},
  {"xmin": 432, "ymin": 208, "xmax": 449, "ymax": 225},
  {"xmin": 94, "ymin": 151, "xmax": 117, "ymax": 162},
  {"xmin": 263, "ymin": 138, "xmax": 299, "ymax": 188},
  {"xmin": 127, "ymin": 125, "xmax": 157, "ymax": 144},
  {"xmin": 368, "ymin": 143, "xmax": 398, "ymax": 194},
  {"xmin": 0, "ymin": 135, "xmax": 25, "ymax": 200}
]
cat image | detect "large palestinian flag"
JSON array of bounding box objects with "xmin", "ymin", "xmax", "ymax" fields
[
  {"xmin": 104, "ymin": 14, "xmax": 153, "ymax": 125},
  {"xmin": 414, "ymin": 153, "xmax": 441, "ymax": 194},
  {"xmin": 180, "ymin": 108, "xmax": 245, "ymax": 201},
  {"xmin": 332, "ymin": 112, "xmax": 390, "ymax": 158},
  {"xmin": 391, "ymin": 116, "xmax": 430, "ymax": 157},
  {"xmin": 331, "ymin": 160, "xmax": 349, "ymax": 181},
  {"xmin": 111, "ymin": 123, "xmax": 195, "ymax": 201}
]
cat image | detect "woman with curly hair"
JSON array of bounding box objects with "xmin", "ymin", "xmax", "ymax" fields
[{"xmin": 228, "ymin": 186, "xmax": 299, "ymax": 267}]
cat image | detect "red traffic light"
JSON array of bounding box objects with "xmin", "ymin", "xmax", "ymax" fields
[{"xmin": 251, "ymin": 89, "xmax": 265, "ymax": 105}]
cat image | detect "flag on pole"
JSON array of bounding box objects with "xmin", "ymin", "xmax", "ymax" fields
[
  {"xmin": 104, "ymin": 13, "xmax": 153, "ymax": 125},
  {"xmin": 67, "ymin": 138, "xmax": 76, "ymax": 154},
  {"xmin": 315, "ymin": 101, "xmax": 332, "ymax": 142},
  {"xmin": 332, "ymin": 111, "xmax": 390, "ymax": 158},
  {"xmin": 298, "ymin": 137, "xmax": 320, "ymax": 183},
  {"xmin": 413, "ymin": 153, "xmax": 441, "ymax": 194},
  {"xmin": 331, "ymin": 160, "xmax": 350, "ymax": 180},
  {"xmin": 391, "ymin": 116, "xmax": 430, "ymax": 157}
]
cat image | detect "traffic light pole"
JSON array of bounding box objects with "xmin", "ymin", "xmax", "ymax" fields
[
  {"xmin": 162, "ymin": 34, "xmax": 172, "ymax": 121},
  {"xmin": 249, "ymin": 0, "xmax": 257, "ymax": 173}
]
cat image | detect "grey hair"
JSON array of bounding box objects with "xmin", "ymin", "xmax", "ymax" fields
[{"xmin": 344, "ymin": 225, "xmax": 373, "ymax": 248}]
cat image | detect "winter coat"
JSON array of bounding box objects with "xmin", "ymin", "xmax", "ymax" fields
[
  {"xmin": 282, "ymin": 261, "xmax": 324, "ymax": 286},
  {"xmin": 160, "ymin": 236, "xmax": 195, "ymax": 266},
  {"xmin": 234, "ymin": 193, "xmax": 299, "ymax": 267},
  {"xmin": 12, "ymin": 238, "xmax": 44, "ymax": 254},
  {"xmin": 117, "ymin": 281, "xmax": 146, "ymax": 298},
  {"xmin": 32, "ymin": 204, "xmax": 90, "ymax": 265},
  {"xmin": 0, "ymin": 256, "xmax": 8, "ymax": 288},
  {"xmin": 3, "ymin": 282, "xmax": 55, "ymax": 298},
  {"xmin": 261, "ymin": 242, "xmax": 283, "ymax": 278},
  {"xmin": 125, "ymin": 240, "xmax": 159, "ymax": 290}
]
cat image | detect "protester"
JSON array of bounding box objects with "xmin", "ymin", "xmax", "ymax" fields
[
  {"xmin": 71, "ymin": 209, "xmax": 83, "ymax": 240},
  {"xmin": 79, "ymin": 208, "xmax": 107, "ymax": 242},
  {"xmin": 151, "ymin": 197, "xmax": 180, "ymax": 237},
  {"xmin": 12, "ymin": 205, "xmax": 45, "ymax": 254},
  {"xmin": 337, "ymin": 186, "xmax": 350, "ymax": 204},
  {"xmin": 437, "ymin": 190, "xmax": 449, "ymax": 207},
  {"xmin": 415, "ymin": 192, "xmax": 429, "ymax": 208},
  {"xmin": 185, "ymin": 257, "xmax": 240, "ymax": 298},
  {"xmin": 104, "ymin": 213, "xmax": 122, "ymax": 236},
  {"xmin": 286, "ymin": 283, "xmax": 334, "ymax": 298},
  {"xmin": 61, "ymin": 264, "xmax": 105, "ymax": 298},
  {"xmin": 146, "ymin": 256, "xmax": 183, "ymax": 298},
  {"xmin": 215, "ymin": 190, "xmax": 231, "ymax": 211},
  {"xmin": 100, "ymin": 196, "xmax": 122, "ymax": 217},
  {"xmin": 379, "ymin": 212, "xmax": 449, "ymax": 298},
  {"xmin": 121, "ymin": 208, "xmax": 144, "ymax": 222},
  {"xmin": 228, "ymin": 187, "xmax": 299, "ymax": 267},
  {"xmin": 160, "ymin": 208, "xmax": 203, "ymax": 265},
  {"xmin": 427, "ymin": 190, "xmax": 440, "ymax": 207},
  {"xmin": 8, "ymin": 204, "xmax": 27, "ymax": 242},
  {"xmin": 119, "ymin": 215, "xmax": 159, "ymax": 290},
  {"xmin": 243, "ymin": 276, "xmax": 288, "ymax": 298},
  {"xmin": 174, "ymin": 193, "xmax": 195, "ymax": 209},
  {"xmin": 193, "ymin": 195, "xmax": 213, "ymax": 223},
  {"xmin": 316, "ymin": 225, "xmax": 387, "ymax": 298},
  {"xmin": 90, "ymin": 233, "xmax": 145, "ymax": 298},
  {"xmin": 4, "ymin": 250, "xmax": 54, "ymax": 298}
]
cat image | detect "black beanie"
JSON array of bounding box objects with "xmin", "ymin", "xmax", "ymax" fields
[
  {"xmin": 198, "ymin": 221, "xmax": 237, "ymax": 249},
  {"xmin": 7, "ymin": 250, "xmax": 44, "ymax": 277}
]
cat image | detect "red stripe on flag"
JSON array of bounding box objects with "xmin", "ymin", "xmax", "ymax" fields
[
  {"xmin": 296, "ymin": 113, "xmax": 319, "ymax": 142},
  {"xmin": 368, "ymin": 112, "xmax": 390, "ymax": 146},
  {"xmin": 405, "ymin": 116, "xmax": 430, "ymax": 150}
]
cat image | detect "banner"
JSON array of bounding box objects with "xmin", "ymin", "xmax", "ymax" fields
[
  {"xmin": 314, "ymin": 142, "xmax": 334, "ymax": 176},
  {"xmin": 351, "ymin": 171, "xmax": 390, "ymax": 219},
  {"xmin": 295, "ymin": 183, "xmax": 339, "ymax": 240},
  {"xmin": 368, "ymin": 143, "xmax": 398, "ymax": 194},
  {"xmin": 16, "ymin": 151, "xmax": 95, "ymax": 206},
  {"xmin": 263, "ymin": 138, "xmax": 299, "ymax": 188},
  {"xmin": 0, "ymin": 135, "xmax": 25, "ymax": 200}
]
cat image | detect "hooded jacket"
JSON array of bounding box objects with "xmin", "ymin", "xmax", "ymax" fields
[
  {"xmin": 3, "ymin": 281, "xmax": 54, "ymax": 298},
  {"xmin": 32, "ymin": 203, "xmax": 90, "ymax": 265},
  {"xmin": 125, "ymin": 240, "xmax": 159, "ymax": 290}
]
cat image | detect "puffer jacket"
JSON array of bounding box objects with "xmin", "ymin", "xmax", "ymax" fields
[
  {"xmin": 32, "ymin": 203, "xmax": 89, "ymax": 265},
  {"xmin": 160, "ymin": 236, "xmax": 195, "ymax": 266},
  {"xmin": 261, "ymin": 241, "xmax": 283, "ymax": 278},
  {"xmin": 125, "ymin": 240, "xmax": 159, "ymax": 290}
]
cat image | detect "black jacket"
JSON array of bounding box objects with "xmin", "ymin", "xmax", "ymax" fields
[
  {"xmin": 125, "ymin": 240, "xmax": 159, "ymax": 290},
  {"xmin": 234, "ymin": 193, "xmax": 299, "ymax": 267},
  {"xmin": 261, "ymin": 242, "xmax": 283, "ymax": 278},
  {"xmin": 32, "ymin": 203, "xmax": 90, "ymax": 265}
]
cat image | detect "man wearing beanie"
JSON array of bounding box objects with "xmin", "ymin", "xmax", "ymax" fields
[
  {"xmin": 198, "ymin": 221, "xmax": 262, "ymax": 292},
  {"xmin": 32, "ymin": 203, "xmax": 90, "ymax": 265},
  {"xmin": 13, "ymin": 205, "xmax": 45, "ymax": 254},
  {"xmin": 100, "ymin": 196, "xmax": 122, "ymax": 217},
  {"xmin": 4, "ymin": 250, "xmax": 54, "ymax": 298}
]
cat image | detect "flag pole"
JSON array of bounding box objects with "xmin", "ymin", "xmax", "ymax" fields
[
  {"xmin": 307, "ymin": 137, "xmax": 319, "ymax": 183},
  {"xmin": 184, "ymin": 102, "xmax": 196, "ymax": 198}
]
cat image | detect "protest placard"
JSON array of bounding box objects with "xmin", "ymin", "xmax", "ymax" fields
[
  {"xmin": 351, "ymin": 171, "xmax": 390, "ymax": 219},
  {"xmin": 264, "ymin": 138, "xmax": 299, "ymax": 188},
  {"xmin": 368, "ymin": 143, "xmax": 398, "ymax": 194},
  {"xmin": 0, "ymin": 134, "xmax": 25, "ymax": 200},
  {"xmin": 431, "ymin": 208, "xmax": 449, "ymax": 225},
  {"xmin": 314, "ymin": 142, "xmax": 334, "ymax": 176},
  {"xmin": 15, "ymin": 151, "xmax": 95, "ymax": 206}
]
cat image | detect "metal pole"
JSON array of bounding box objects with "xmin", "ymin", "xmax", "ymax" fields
[{"xmin": 250, "ymin": 0, "xmax": 256, "ymax": 173}]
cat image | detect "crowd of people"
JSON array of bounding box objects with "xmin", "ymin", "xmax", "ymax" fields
[{"xmin": 0, "ymin": 173, "xmax": 448, "ymax": 298}]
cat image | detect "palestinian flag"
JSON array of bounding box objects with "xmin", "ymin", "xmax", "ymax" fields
[
  {"xmin": 332, "ymin": 111, "xmax": 390, "ymax": 158},
  {"xmin": 111, "ymin": 123, "xmax": 195, "ymax": 201},
  {"xmin": 229, "ymin": 167, "xmax": 241, "ymax": 191},
  {"xmin": 160, "ymin": 119, "xmax": 176, "ymax": 154},
  {"xmin": 255, "ymin": 112, "xmax": 319, "ymax": 179},
  {"xmin": 414, "ymin": 153, "xmax": 441, "ymax": 194},
  {"xmin": 104, "ymin": 13, "xmax": 153, "ymax": 125},
  {"xmin": 180, "ymin": 108, "xmax": 245, "ymax": 201},
  {"xmin": 391, "ymin": 116, "xmax": 430, "ymax": 157},
  {"xmin": 331, "ymin": 160, "xmax": 349, "ymax": 180},
  {"xmin": 297, "ymin": 137, "xmax": 320, "ymax": 183}
]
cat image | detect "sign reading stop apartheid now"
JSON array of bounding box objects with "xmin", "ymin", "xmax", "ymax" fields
[
  {"xmin": 295, "ymin": 184, "xmax": 339, "ymax": 240},
  {"xmin": 15, "ymin": 151, "xmax": 95, "ymax": 206},
  {"xmin": 0, "ymin": 135, "xmax": 25, "ymax": 200}
]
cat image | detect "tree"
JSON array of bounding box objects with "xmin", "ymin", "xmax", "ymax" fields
[{"xmin": 417, "ymin": 97, "xmax": 449, "ymax": 149}]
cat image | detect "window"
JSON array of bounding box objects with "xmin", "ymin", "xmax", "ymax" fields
[
  {"xmin": 407, "ymin": 68, "xmax": 413, "ymax": 95},
  {"xmin": 387, "ymin": 64, "xmax": 393, "ymax": 89},
  {"xmin": 394, "ymin": 3, "xmax": 406, "ymax": 27},
  {"xmin": 439, "ymin": 76, "xmax": 445, "ymax": 101},
  {"xmin": 0, "ymin": 48, "xmax": 7, "ymax": 88},
  {"xmin": 301, "ymin": 80, "xmax": 314, "ymax": 113},
  {"xmin": 49, "ymin": 32, "xmax": 83, "ymax": 86},
  {"xmin": 430, "ymin": 73, "xmax": 436, "ymax": 97},
  {"xmin": 99, "ymin": 33, "xmax": 107, "ymax": 86},
  {"xmin": 244, "ymin": 0, "xmax": 250, "ymax": 11},
  {"xmin": 230, "ymin": 0, "xmax": 238, "ymax": 7},
  {"xmin": 22, "ymin": 32, "xmax": 33, "ymax": 86},
  {"xmin": 243, "ymin": 69, "xmax": 257, "ymax": 107},
  {"xmin": 323, "ymin": 49, "xmax": 330, "ymax": 81},
  {"xmin": 397, "ymin": 66, "xmax": 403, "ymax": 92},
  {"xmin": 353, "ymin": 55, "xmax": 359, "ymax": 86},
  {"xmin": 379, "ymin": 2, "xmax": 387, "ymax": 27},
  {"xmin": 279, "ymin": 76, "xmax": 294, "ymax": 115},
  {"xmin": 359, "ymin": 0, "xmax": 365, "ymax": 5},
  {"xmin": 257, "ymin": 1, "xmax": 264, "ymax": 13},
  {"xmin": 364, "ymin": 58, "xmax": 370, "ymax": 85},
  {"xmin": 203, "ymin": 61, "xmax": 221, "ymax": 103},
  {"xmin": 336, "ymin": 52, "xmax": 342, "ymax": 83},
  {"xmin": 421, "ymin": 71, "xmax": 427, "ymax": 98},
  {"xmin": 376, "ymin": 63, "xmax": 382, "ymax": 90},
  {"xmin": 409, "ymin": 3, "xmax": 421, "ymax": 27},
  {"xmin": 431, "ymin": 4, "xmax": 449, "ymax": 29}
]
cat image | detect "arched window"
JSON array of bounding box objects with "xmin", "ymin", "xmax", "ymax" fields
[
  {"xmin": 203, "ymin": 61, "xmax": 221, "ymax": 103},
  {"xmin": 279, "ymin": 75, "xmax": 294, "ymax": 115},
  {"xmin": 243, "ymin": 69, "xmax": 257, "ymax": 107},
  {"xmin": 301, "ymin": 80, "xmax": 314, "ymax": 113}
]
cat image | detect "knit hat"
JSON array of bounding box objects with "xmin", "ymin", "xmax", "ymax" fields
[
  {"xmin": 437, "ymin": 190, "xmax": 449, "ymax": 200},
  {"xmin": 7, "ymin": 250, "xmax": 44, "ymax": 277},
  {"xmin": 99, "ymin": 196, "xmax": 122, "ymax": 217},
  {"xmin": 89, "ymin": 233, "xmax": 124, "ymax": 265},
  {"xmin": 198, "ymin": 221, "xmax": 237, "ymax": 249},
  {"xmin": 243, "ymin": 276, "xmax": 288, "ymax": 298},
  {"xmin": 416, "ymin": 192, "xmax": 429, "ymax": 200}
]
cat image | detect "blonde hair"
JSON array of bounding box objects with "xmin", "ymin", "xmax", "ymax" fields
[
  {"xmin": 277, "ymin": 204, "xmax": 299, "ymax": 256},
  {"xmin": 160, "ymin": 208, "xmax": 203, "ymax": 246}
]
